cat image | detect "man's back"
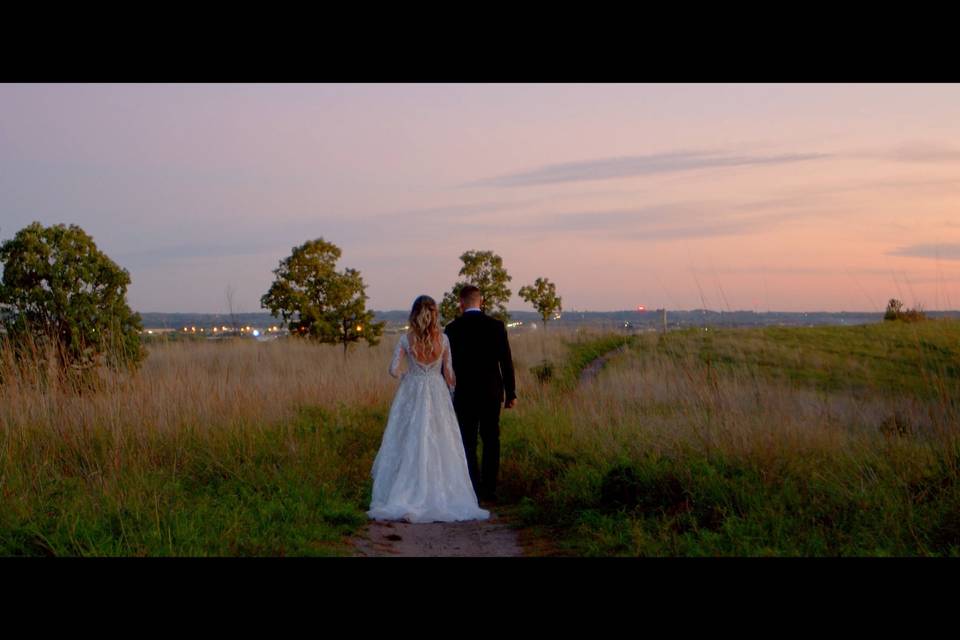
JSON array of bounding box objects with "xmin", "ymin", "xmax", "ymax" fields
[{"xmin": 444, "ymin": 312, "xmax": 516, "ymax": 406}]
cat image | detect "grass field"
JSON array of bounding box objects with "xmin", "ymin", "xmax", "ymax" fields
[
  {"xmin": 501, "ymin": 320, "xmax": 960, "ymax": 556},
  {"xmin": 1, "ymin": 320, "xmax": 958, "ymax": 556}
]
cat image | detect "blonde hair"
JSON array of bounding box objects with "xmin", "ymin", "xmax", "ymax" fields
[{"xmin": 407, "ymin": 295, "xmax": 441, "ymax": 361}]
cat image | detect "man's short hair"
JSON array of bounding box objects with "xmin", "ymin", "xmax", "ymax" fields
[{"xmin": 459, "ymin": 284, "xmax": 482, "ymax": 304}]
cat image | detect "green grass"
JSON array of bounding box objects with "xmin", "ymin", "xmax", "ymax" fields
[
  {"xmin": 498, "ymin": 320, "xmax": 960, "ymax": 556},
  {"xmin": 643, "ymin": 319, "xmax": 960, "ymax": 401},
  {"xmin": 553, "ymin": 332, "xmax": 635, "ymax": 390},
  {"xmin": 5, "ymin": 320, "xmax": 959, "ymax": 556},
  {"xmin": 0, "ymin": 405, "xmax": 386, "ymax": 556},
  {"xmin": 501, "ymin": 433, "xmax": 960, "ymax": 557}
]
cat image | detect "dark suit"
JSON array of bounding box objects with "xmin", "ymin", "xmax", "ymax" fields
[{"xmin": 444, "ymin": 310, "xmax": 516, "ymax": 500}]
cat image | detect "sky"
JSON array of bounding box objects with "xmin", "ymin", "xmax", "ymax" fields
[{"xmin": 2, "ymin": 83, "xmax": 959, "ymax": 313}]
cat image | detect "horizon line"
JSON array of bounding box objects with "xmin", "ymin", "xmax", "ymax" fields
[{"xmin": 135, "ymin": 308, "xmax": 960, "ymax": 315}]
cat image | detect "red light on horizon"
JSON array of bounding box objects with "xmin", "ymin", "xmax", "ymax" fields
[{"xmin": 637, "ymin": 305, "xmax": 646, "ymax": 312}]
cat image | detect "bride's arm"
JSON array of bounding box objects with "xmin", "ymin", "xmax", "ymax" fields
[
  {"xmin": 442, "ymin": 335, "xmax": 456, "ymax": 390},
  {"xmin": 389, "ymin": 335, "xmax": 406, "ymax": 379}
]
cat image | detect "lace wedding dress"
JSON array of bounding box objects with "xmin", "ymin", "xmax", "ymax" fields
[{"xmin": 367, "ymin": 333, "xmax": 490, "ymax": 523}]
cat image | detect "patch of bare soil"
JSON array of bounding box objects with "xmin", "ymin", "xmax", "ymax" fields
[{"xmin": 351, "ymin": 510, "xmax": 524, "ymax": 557}]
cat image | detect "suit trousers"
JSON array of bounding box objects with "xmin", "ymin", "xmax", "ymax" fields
[{"xmin": 453, "ymin": 396, "xmax": 501, "ymax": 499}]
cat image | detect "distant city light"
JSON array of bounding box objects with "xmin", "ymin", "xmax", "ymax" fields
[
  {"xmin": 637, "ymin": 305, "xmax": 646, "ymax": 312},
  {"xmin": 252, "ymin": 329, "xmax": 260, "ymax": 337},
  {"xmin": 356, "ymin": 325, "xmax": 363, "ymax": 332}
]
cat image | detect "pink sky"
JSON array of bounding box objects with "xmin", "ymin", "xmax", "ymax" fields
[{"xmin": 2, "ymin": 83, "xmax": 959, "ymax": 312}]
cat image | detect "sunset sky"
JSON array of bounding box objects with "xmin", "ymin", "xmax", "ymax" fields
[{"xmin": 2, "ymin": 83, "xmax": 959, "ymax": 313}]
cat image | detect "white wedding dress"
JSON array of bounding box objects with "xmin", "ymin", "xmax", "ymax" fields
[{"xmin": 367, "ymin": 333, "xmax": 490, "ymax": 523}]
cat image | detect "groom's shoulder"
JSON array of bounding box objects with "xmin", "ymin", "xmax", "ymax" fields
[
  {"xmin": 481, "ymin": 312, "xmax": 503, "ymax": 325},
  {"xmin": 488, "ymin": 314, "xmax": 505, "ymax": 327},
  {"xmin": 481, "ymin": 313, "xmax": 507, "ymax": 333}
]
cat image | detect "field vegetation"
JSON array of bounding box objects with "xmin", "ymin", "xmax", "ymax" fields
[{"xmin": 2, "ymin": 319, "xmax": 958, "ymax": 556}]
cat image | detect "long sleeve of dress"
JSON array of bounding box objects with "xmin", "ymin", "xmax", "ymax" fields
[
  {"xmin": 442, "ymin": 334, "xmax": 456, "ymax": 390},
  {"xmin": 389, "ymin": 335, "xmax": 406, "ymax": 379}
]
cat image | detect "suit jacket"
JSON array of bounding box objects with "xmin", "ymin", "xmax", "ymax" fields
[{"xmin": 444, "ymin": 311, "xmax": 516, "ymax": 407}]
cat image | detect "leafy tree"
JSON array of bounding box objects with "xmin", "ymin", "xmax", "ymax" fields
[
  {"xmin": 0, "ymin": 221, "xmax": 145, "ymax": 373},
  {"xmin": 439, "ymin": 285, "xmax": 465, "ymax": 326},
  {"xmin": 519, "ymin": 277, "xmax": 562, "ymax": 329},
  {"xmin": 260, "ymin": 238, "xmax": 384, "ymax": 355},
  {"xmin": 440, "ymin": 250, "xmax": 513, "ymax": 324}
]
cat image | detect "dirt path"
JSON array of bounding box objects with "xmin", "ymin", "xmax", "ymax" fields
[
  {"xmin": 351, "ymin": 510, "xmax": 524, "ymax": 557},
  {"xmin": 350, "ymin": 344, "xmax": 626, "ymax": 557},
  {"xmin": 578, "ymin": 343, "xmax": 628, "ymax": 385}
]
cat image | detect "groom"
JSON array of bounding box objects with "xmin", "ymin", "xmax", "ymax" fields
[{"xmin": 444, "ymin": 284, "xmax": 517, "ymax": 504}]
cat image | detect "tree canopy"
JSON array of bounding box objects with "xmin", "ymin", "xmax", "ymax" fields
[
  {"xmin": 0, "ymin": 221, "xmax": 145, "ymax": 372},
  {"xmin": 519, "ymin": 277, "xmax": 562, "ymax": 328},
  {"xmin": 440, "ymin": 250, "xmax": 513, "ymax": 324},
  {"xmin": 260, "ymin": 238, "xmax": 384, "ymax": 354}
]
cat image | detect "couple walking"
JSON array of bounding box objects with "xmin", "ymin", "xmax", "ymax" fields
[{"xmin": 366, "ymin": 285, "xmax": 517, "ymax": 523}]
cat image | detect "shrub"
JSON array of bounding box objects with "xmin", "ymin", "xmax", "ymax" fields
[{"xmin": 884, "ymin": 298, "xmax": 927, "ymax": 323}]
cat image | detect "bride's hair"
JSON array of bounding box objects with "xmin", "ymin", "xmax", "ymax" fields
[{"xmin": 408, "ymin": 295, "xmax": 441, "ymax": 361}]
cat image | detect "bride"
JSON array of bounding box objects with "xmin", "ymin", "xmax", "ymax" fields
[{"xmin": 367, "ymin": 295, "xmax": 490, "ymax": 523}]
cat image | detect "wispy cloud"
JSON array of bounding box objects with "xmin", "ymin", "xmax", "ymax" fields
[
  {"xmin": 455, "ymin": 196, "xmax": 831, "ymax": 242},
  {"xmin": 887, "ymin": 244, "xmax": 960, "ymax": 260},
  {"xmin": 881, "ymin": 142, "xmax": 960, "ymax": 164},
  {"xmin": 468, "ymin": 150, "xmax": 832, "ymax": 188}
]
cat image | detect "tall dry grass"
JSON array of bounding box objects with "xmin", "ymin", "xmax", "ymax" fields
[
  {"xmin": 0, "ymin": 328, "xmax": 580, "ymax": 555},
  {"xmin": 570, "ymin": 339, "xmax": 956, "ymax": 461},
  {"xmin": 1, "ymin": 327, "xmax": 580, "ymax": 434},
  {"xmin": 0, "ymin": 335, "xmax": 403, "ymax": 555},
  {"xmin": 3, "ymin": 338, "xmax": 389, "ymax": 435},
  {"xmin": 498, "ymin": 324, "xmax": 960, "ymax": 556},
  {"xmin": 4, "ymin": 321, "xmax": 957, "ymax": 556}
]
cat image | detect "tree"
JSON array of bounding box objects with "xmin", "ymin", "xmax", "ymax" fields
[
  {"xmin": 0, "ymin": 221, "xmax": 145, "ymax": 373},
  {"xmin": 439, "ymin": 285, "xmax": 464, "ymax": 326},
  {"xmin": 519, "ymin": 277, "xmax": 562, "ymax": 329},
  {"xmin": 260, "ymin": 238, "xmax": 384, "ymax": 355},
  {"xmin": 439, "ymin": 250, "xmax": 513, "ymax": 325}
]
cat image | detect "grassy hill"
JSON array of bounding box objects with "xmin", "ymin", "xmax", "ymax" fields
[
  {"xmin": 641, "ymin": 319, "xmax": 960, "ymax": 400},
  {"xmin": 498, "ymin": 320, "xmax": 960, "ymax": 556}
]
